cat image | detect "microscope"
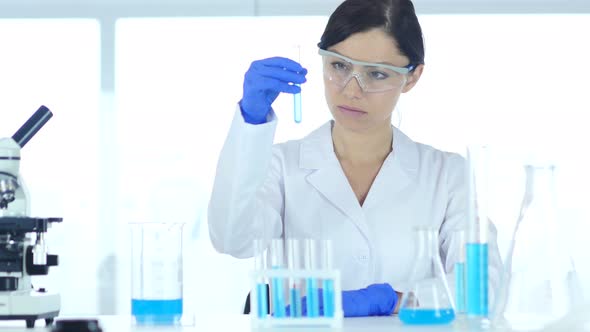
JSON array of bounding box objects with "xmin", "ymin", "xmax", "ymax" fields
[{"xmin": 0, "ymin": 106, "xmax": 62, "ymax": 328}]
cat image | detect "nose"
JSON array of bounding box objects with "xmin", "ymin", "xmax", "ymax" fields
[{"xmin": 341, "ymin": 73, "xmax": 364, "ymax": 98}]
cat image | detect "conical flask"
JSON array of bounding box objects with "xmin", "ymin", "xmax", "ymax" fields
[
  {"xmin": 493, "ymin": 164, "xmax": 581, "ymax": 330},
  {"xmin": 399, "ymin": 227, "xmax": 456, "ymax": 325}
]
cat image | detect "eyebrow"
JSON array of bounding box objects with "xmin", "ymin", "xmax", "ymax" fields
[
  {"xmin": 328, "ymin": 49, "xmax": 398, "ymax": 67},
  {"xmin": 318, "ymin": 48, "xmax": 413, "ymax": 74}
]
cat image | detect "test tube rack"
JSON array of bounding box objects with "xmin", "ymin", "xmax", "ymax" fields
[{"xmin": 249, "ymin": 269, "xmax": 343, "ymax": 329}]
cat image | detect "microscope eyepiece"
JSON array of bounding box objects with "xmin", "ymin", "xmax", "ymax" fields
[{"xmin": 12, "ymin": 105, "xmax": 53, "ymax": 148}]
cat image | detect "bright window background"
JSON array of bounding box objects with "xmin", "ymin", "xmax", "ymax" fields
[
  {"xmin": 0, "ymin": 19, "xmax": 101, "ymax": 314},
  {"xmin": 116, "ymin": 14, "xmax": 590, "ymax": 315}
]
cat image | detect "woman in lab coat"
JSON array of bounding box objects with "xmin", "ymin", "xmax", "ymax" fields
[{"xmin": 208, "ymin": 0, "xmax": 502, "ymax": 316}]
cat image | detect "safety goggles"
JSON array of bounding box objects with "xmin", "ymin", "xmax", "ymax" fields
[{"xmin": 319, "ymin": 48, "xmax": 414, "ymax": 93}]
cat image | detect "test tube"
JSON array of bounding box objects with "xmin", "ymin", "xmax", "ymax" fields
[
  {"xmin": 293, "ymin": 45, "xmax": 302, "ymax": 124},
  {"xmin": 466, "ymin": 146, "xmax": 490, "ymax": 318},
  {"xmin": 453, "ymin": 230, "xmax": 467, "ymax": 314},
  {"xmin": 320, "ymin": 240, "xmax": 335, "ymax": 318},
  {"xmin": 270, "ymin": 239, "xmax": 286, "ymax": 318},
  {"xmin": 253, "ymin": 239, "xmax": 268, "ymax": 318},
  {"xmin": 287, "ymin": 239, "xmax": 302, "ymax": 318},
  {"xmin": 304, "ymin": 239, "xmax": 319, "ymax": 317}
]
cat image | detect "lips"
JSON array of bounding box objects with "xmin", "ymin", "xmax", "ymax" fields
[{"xmin": 337, "ymin": 105, "xmax": 367, "ymax": 117}]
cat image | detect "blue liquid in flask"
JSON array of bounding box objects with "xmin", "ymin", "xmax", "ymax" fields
[
  {"xmin": 132, "ymin": 298, "xmax": 182, "ymax": 325},
  {"xmin": 466, "ymin": 243, "xmax": 488, "ymax": 316},
  {"xmin": 399, "ymin": 308, "xmax": 455, "ymax": 325}
]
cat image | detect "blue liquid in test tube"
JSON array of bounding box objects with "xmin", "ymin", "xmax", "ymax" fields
[
  {"xmin": 306, "ymin": 278, "xmax": 319, "ymax": 317},
  {"xmin": 323, "ymin": 279, "xmax": 335, "ymax": 317},
  {"xmin": 290, "ymin": 286, "xmax": 302, "ymax": 317},
  {"xmin": 272, "ymin": 268, "xmax": 286, "ymax": 317},
  {"xmin": 256, "ymin": 283, "xmax": 268, "ymax": 318},
  {"xmin": 294, "ymin": 88, "xmax": 302, "ymax": 123},
  {"xmin": 466, "ymin": 243, "xmax": 488, "ymax": 316}
]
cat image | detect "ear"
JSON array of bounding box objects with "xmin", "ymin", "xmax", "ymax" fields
[{"xmin": 401, "ymin": 64, "xmax": 424, "ymax": 93}]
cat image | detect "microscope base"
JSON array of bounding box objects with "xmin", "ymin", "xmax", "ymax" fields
[{"xmin": 0, "ymin": 291, "xmax": 60, "ymax": 328}]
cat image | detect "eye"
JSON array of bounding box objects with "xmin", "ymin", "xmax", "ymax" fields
[
  {"xmin": 369, "ymin": 70, "xmax": 390, "ymax": 80},
  {"xmin": 330, "ymin": 61, "xmax": 350, "ymax": 71}
]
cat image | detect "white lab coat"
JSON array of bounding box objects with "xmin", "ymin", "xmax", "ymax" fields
[{"xmin": 208, "ymin": 106, "xmax": 502, "ymax": 301}]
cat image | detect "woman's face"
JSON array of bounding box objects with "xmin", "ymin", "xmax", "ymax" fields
[{"xmin": 323, "ymin": 28, "xmax": 423, "ymax": 133}]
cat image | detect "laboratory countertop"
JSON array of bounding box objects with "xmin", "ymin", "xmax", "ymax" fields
[{"xmin": 0, "ymin": 314, "xmax": 586, "ymax": 332}]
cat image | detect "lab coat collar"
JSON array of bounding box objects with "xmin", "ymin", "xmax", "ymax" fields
[
  {"xmin": 300, "ymin": 121, "xmax": 419, "ymax": 234},
  {"xmin": 299, "ymin": 121, "xmax": 419, "ymax": 178}
]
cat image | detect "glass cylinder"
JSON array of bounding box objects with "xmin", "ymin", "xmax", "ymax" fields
[
  {"xmin": 130, "ymin": 222, "xmax": 184, "ymax": 325},
  {"xmin": 466, "ymin": 145, "xmax": 490, "ymax": 318},
  {"xmin": 452, "ymin": 229, "xmax": 467, "ymax": 315},
  {"xmin": 493, "ymin": 164, "xmax": 581, "ymax": 330},
  {"xmin": 399, "ymin": 227, "xmax": 456, "ymax": 325}
]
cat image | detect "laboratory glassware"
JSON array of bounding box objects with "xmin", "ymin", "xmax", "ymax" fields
[
  {"xmin": 250, "ymin": 238, "xmax": 343, "ymax": 328},
  {"xmin": 269, "ymin": 239, "xmax": 286, "ymax": 318},
  {"xmin": 253, "ymin": 239, "xmax": 269, "ymax": 318},
  {"xmin": 399, "ymin": 227, "xmax": 456, "ymax": 325},
  {"xmin": 452, "ymin": 229, "xmax": 467, "ymax": 315},
  {"xmin": 492, "ymin": 164, "xmax": 581, "ymax": 331},
  {"xmin": 130, "ymin": 222, "xmax": 184, "ymax": 325},
  {"xmin": 466, "ymin": 145, "xmax": 490, "ymax": 318}
]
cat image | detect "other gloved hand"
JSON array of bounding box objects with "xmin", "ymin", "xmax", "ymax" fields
[
  {"xmin": 286, "ymin": 283, "xmax": 398, "ymax": 317},
  {"xmin": 239, "ymin": 57, "xmax": 307, "ymax": 124}
]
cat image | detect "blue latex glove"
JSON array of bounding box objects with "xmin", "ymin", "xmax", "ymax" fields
[
  {"xmin": 239, "ymin": 57, "xmax": 307, "ymax": 124},
  {"xmin": 286, "ymin": 283, "xmax": 398, "ymax": 317}
]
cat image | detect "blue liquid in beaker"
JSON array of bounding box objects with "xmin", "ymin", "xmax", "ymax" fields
[
  {"xmin": 256, "ymin": 283, "xmax": 268, "ymax": 318},
  {"xmin": 323, "ymin": 280, "xmax": 335, "ymax": 317},
  {"xmin": 455, "ymin": 262, "xmax": 466, "ymax": 313},
  {"xmin": 399, "ymin": 308, "xmax": 455, "ymax": 325},
  {"xmin": 131, "ymin": 298, "xmax": 182, "ymax": 325},
  {"xmin": 466, "ymin": 243, "xmax": 488, "ymax": 316}
]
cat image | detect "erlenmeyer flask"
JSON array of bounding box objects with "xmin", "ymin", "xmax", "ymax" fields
[
  {"xmin": 399, "ymin": 227, "xmax": 456, "ymax": 325},
  {"xmin": 493, "ymin": 164, "xmax": 581, "ymax": 331}
]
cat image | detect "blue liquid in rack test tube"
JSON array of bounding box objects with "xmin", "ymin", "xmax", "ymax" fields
[
  {"xmin": 272, "ymin": 267, "xmax": 286, "ymax": 318},
  {"xmin": 256, "ymin": 283, "xmax": 268, "ymax": 318},
  {"xmin": 290, "ymin": 286, "xmax": 302, "ymax": 317},
  {"xmin": 466, "ymin": 243, "xmax": 488, "ymax": 316},
  {"xmin": 306, "ymin": 278, "xmax": 319, "ymax": 317},
  {"xmin": 323, "ymin": 280, "xmax": 335, "ymax": 317}
]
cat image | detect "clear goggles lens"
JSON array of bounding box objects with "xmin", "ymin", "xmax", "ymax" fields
[{"xmin": 319, "ymin": 49, "xmax": 411, "ymax": 93}]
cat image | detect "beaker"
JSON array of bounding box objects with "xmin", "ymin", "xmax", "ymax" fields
[
  {"xmin": 130, "ymin": 222, "xmax": 184, "ymax": 325},
  {"xmin": 492, "ymin": 164, "xmax": 581, "ymax": 330},
  {"xmin": 399, "ymin": 227, "xmax": 456, "ymax": 325}
]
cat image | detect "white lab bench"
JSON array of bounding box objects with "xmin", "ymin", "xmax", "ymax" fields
[{"xmin": 0, "ymin": 315, "xmax": 513, "ymax": 332}]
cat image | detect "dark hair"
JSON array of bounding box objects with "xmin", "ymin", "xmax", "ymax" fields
[{"xmin": 318, "ymin": 0, "xmax": 425, "ymax": 69}]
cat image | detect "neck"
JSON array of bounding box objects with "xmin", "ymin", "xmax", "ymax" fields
[{"xmin": 332, "ymin": 122, "xmax": 393, "ymax": 165}]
